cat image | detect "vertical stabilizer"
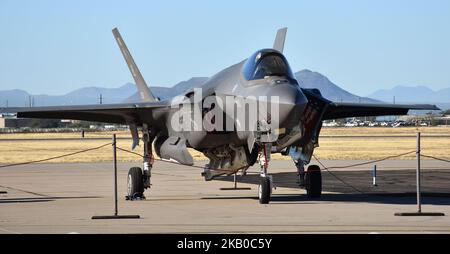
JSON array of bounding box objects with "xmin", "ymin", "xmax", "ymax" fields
[
  {"xmin": 112, "ymin": 28, "xmax": 157, "ymax": 102},
  {"xmin": 273, "ymin": 27, "xmax": 288, "ymax": 53}
]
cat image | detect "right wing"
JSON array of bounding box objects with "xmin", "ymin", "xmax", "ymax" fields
[
  {"xmin": 0, "ymin": 102, "xmax": 168, "ymax": 125},
  {"xmin": 0, "ymin": 102, "xmax": 169, "ymax": 149}
]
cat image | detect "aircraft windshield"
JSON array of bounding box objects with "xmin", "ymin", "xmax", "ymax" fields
[{"xmin": 242, "ymin": 49, "xmax": 294, "ymax": 81}]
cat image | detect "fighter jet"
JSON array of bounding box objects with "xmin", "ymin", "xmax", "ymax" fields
[{"xmin": 1, "ymin": 27, "xmax": 438, "ymax": 204}]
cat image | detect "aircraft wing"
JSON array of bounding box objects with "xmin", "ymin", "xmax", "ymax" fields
[
  {"xmin": 322, "ymin": 102, "xmax": 440, "ymax": 120},
  {"xmin": 0, "ymin": 102, "xmax": 168, "ymax": 125}
]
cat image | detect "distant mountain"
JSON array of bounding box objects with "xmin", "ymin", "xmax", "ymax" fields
[
  {"xmin": 368, "ymin": 86, "xmax": 450, "ymax": 110},
  {"xmin": 368, "ymin": 85, "xmax": 450, "ymax": 103},
  {"xmin": 63, "ymin": 83, "xmax": 137, "ymax": 104},
  {"xmin": 4, "ymin": 70, "xmax": 448, "ymax": 110},
  {"xmin": 295, "ymin": 69, "xmax": 379, "ymax": 103},
  {"xmin": 0, "ymin": 83, "xmax": 137, "ymax": 107},
  {"xmin": 123, "ymin": 77, "xmax": 209, "ymax": 102},
  {"xmin": 0, "ymin": 89, "xmax": 30, "ymax": 107}
]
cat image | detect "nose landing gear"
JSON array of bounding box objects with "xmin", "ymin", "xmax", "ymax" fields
[{"xmin": 258, "ymin": 143, "xmax": 274, "ymax": 204}]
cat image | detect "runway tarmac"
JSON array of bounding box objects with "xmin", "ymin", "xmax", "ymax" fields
[{"xmin": 0, "ymin": 159, "xmax": 450, "ymax": 234}]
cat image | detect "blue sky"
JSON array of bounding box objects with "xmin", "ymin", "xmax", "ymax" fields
[{"xmin": 0, "ymin": 0, "xmax": 449, "ymax": 96}]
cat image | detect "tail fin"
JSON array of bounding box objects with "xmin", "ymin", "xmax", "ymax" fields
[
  {"xmin": 112, "ymin": 28, "xmax": 157, "ymax": 102},
  {"xmin": 273, "ymin": 27, "xmax": 288, "ymax": 53}
]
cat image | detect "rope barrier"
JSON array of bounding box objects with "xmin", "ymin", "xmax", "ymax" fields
[
  {"xmin": 312, "ymin": 150, "xmax": 417, "ymax": 194},
  {"xmin": 0, "ymin": 142, "xmax": 112, "ymax": 168},
  {"xmin": 312, "ymin": 151, "xmax": 450, "ymax": 195},
  {"xmin": 312, "ymin": 154, "xmax": 366, "ymax": 194},
  {"xmin": 313, "ymin": 151, "xmax": 416, "ymax": 170},
  {"xmin": 116, "ymin": 147, "xmax": 144, "ymax": 158},
  {"xmin": 421, "ymin": 154, "xmax": 450, "ymax": 164}
]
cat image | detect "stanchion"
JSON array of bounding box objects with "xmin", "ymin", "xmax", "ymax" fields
[
  {"xmin": 372, "ymin": 165, "xmax": 377, "ymax": 187},
  {"xmin": 220, "ymin": 173, "xmax": 251, "ymax": 191},
  {"xmin": 395, "ymin": 132, "xmax": 444, "ymax": 217},
  {"xmin": 92, "ymin": 134, "xmax": 140, "ymax": 220}
]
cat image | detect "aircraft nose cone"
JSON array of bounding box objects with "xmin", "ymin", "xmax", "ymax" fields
[
  {"xmin": 271, "ymin": 83, "xmax": 307, "ymax": 105},
  {"xmin": 265, "ymin": 83, "xmax": 307, "ymax": 128}
]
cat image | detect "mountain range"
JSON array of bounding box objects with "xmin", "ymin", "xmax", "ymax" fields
[
  {"xmin": 368, "ymin": 86, "xmax": 450, "ymax": 103},
  {"xmin": 1, "ymin": 70, "xmax": 448, "ymax": 110}
]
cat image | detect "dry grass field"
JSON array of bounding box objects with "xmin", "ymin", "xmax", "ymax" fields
[{"xmin": 0, "ymin": 127, "xmax": 449, "ymax": 164}]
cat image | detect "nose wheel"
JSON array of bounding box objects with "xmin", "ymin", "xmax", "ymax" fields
[
  {"xmin": 257, "ymin": 143, "xmax": 274, "ymax": 204},
  {"xmin": 258, "ymin": 176, "xmax": 273, "ymax": 204}
]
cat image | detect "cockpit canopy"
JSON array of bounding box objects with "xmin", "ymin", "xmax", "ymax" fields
[{"xmin": 242, "ymin": 49, "xmax": 295, "ymax": 81}]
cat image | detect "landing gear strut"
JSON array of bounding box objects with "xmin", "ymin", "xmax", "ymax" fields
[
  {"xmin": 295, "ymin": 160, "xmax": 306, "ymax": 188},
  {"xmin": 258, "ymin": 143, "xmax": 274, "ymax": 204},
  {"xmin": 126, "ymin": 124, "xmax": 153, "ymax": 201}
]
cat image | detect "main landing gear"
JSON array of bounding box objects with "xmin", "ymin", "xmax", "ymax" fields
[
  {"xmin": 126, "ymin": 124, "xmax": 153, "ymax": 201},
  {"xmin": 127, "ymin": 167, "xmax": 145, "ymax": 200},
  {"xmin": 305, "ymin": 165, "xmax": 322, "ymax": 198}
]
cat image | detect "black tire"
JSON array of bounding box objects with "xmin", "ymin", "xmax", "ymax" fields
[
  {"xmin": 258, "ymin": 177, "xmax": 271, "ymax": 204},
  {"xmin": 127, "ymin": 167, "xmax": 144, "ymax": 198},
  {"xmin": 305, "ymin": 165, "xmax": 322, "ymax": 198}
]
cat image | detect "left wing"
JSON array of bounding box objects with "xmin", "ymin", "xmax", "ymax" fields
[{"xmin": 323, "ymin": 102, "xmax": 440, "ymax": 120}]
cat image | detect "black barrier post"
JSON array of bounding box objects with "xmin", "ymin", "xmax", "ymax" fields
[
  {"xmin": 416, "ymin": 132, "xmax": 422, "ymax": 213},
  {"xmin": 113, "ymin": 134, "xmax": 118, "ymax": 216},
  {"xmin": 92, "ymin": 134, "xmax": 140, "ymax": 220},
  {"xmin": 395, "ymin": 132, "xmax": 444, "ymax": 217},
  {"xmin": 372, "ymin": 165, "xmax": 377, "ymax": 187}
]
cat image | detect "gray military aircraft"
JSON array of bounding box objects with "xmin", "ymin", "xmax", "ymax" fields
[{"xmin": 1, "ymin": 27, "xmax": 438, "ymax": 204}]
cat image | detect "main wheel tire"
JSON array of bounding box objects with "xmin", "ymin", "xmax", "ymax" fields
[
  {"xmin": 127, "ymin": 167, "xmax": 144, "ymax": 198},
  {"xmin": 258, "ymin": 177, "xmax": 271, "ymax": 204},
  {"xmin": 305, "ymin": 165, "xmax": 322, "ymax": 198}
]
